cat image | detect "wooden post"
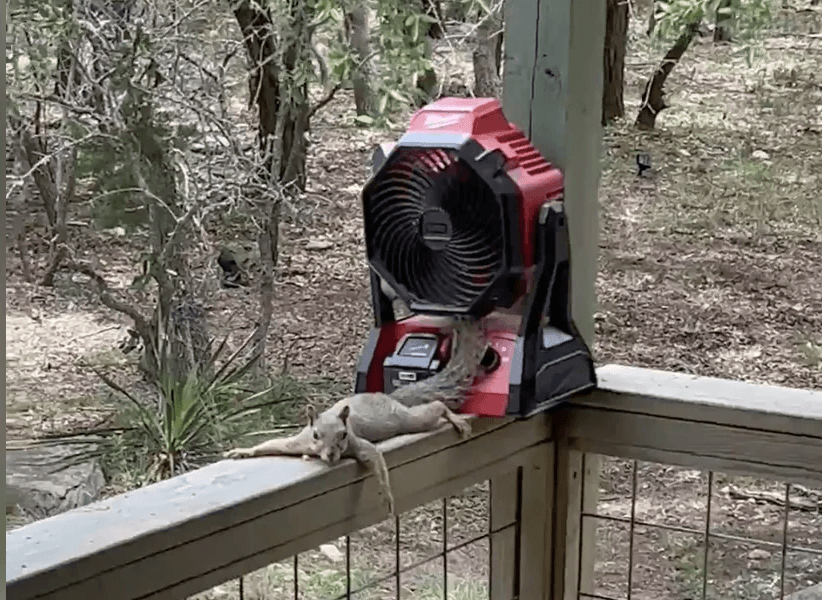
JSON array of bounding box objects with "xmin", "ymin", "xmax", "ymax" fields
[{"xmin": 502, "ymin": 0, "xmax": 606, "ymax": 595}]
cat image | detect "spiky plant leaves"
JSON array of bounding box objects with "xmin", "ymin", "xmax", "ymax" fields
[{"xmin": 22, "ymin": 320, "xmax": 298, "ymax": 486}]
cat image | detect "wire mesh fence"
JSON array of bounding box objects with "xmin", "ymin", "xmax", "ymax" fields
[
  {"xmin": 192, "ymin": 479, "xmax": 505, "ymax": 600},
  {"xmin": 190, "ymin": 454, "xmax": 822, "ymax": 600},
  {"xmin": 581, "ymin": 456, "xmax": 822, "ymax": 600}
]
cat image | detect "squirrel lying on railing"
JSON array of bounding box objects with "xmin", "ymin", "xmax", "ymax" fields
[{"xmin": 224, "ymin": 318, "xmax": 489, "ymax": 515}]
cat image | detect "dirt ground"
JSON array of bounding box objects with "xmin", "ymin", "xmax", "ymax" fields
[{"xmin": 6, "ymin": 4, "xmax": 822, "ymax": 599}]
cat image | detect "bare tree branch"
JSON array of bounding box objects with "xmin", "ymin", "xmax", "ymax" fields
[{"xmin": 62, "ymin": 261, "xmax": 152, "ymax": 338}]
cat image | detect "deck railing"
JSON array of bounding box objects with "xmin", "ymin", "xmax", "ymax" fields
[{"xmin": 7, "ymin": 364, "xmax": 822, "ymax": 600}]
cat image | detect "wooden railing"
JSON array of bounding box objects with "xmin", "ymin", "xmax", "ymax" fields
[{"xmin": 7, "ymin": 364, "xmax": 822, "ymax": 600}]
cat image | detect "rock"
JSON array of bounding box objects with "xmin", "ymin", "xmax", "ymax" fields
[
  {"xmin": 785, "ymin": 582, "xmax": 822, "ymax": 600},
  {"xmin": 6, "ymin": 444, "xmax": 105, "ymax": 522},
  {"xmin": 305, "ymin": 240, "xmax": 334, "ymax": 251},
  {"xmin": 747, "ymin": 548, "xmax": 771, "ymax": 560},
  {"xmin": 751, "ymin": 149, "xmax": 771, "ymax": 160},
  {"xmin": 319, "ymin": 543, "xmax": 344, "ymax": 562}
]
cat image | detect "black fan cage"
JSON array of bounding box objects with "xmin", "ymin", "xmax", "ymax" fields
[{"xmin": 363, "ymin": 146, "xmax": 507, "ymax": 312}]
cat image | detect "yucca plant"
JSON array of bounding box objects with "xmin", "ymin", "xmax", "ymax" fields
[{"xmin": 21, "ymin": 325, "xmax": 303, "ymax": 486}]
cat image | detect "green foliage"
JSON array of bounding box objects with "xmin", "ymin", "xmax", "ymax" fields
[
  {"xmin": 31, "ymin": 329, "xmax": 308, "ymax": 486},
  {"xmin": 76, "ymin": 132, "xmax": 150, "ymax": 231},
  {"xmin": 6, "ymin": 1, "xmax": 79, "ymax": 91},
  {"xmin": 372, "ymin": 1, "xmax": 438, "ymax": 120},
  {"xmin": 315, "ymin": 0, "xmax": 438, "ymax": 127},
  {"xmin": 652, "ymin": 0, "xmax": 772, "ymax": 58}
]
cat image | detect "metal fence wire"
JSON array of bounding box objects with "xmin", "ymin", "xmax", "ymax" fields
[
  {"xmin": 577, "ymin": 456, "xmax": 822, "ymax": 600},
  {"xmin": 227, "ymin": 479, "xmax": 509, "ymax": 600},
  {"xmin": 218, "ymin": 457, "xmax": 821, "ymax": 600}
]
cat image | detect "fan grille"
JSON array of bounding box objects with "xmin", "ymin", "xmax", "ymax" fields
[{"xmin": 366, "ymin": 147, "xmax": 505, "ymax": 309}]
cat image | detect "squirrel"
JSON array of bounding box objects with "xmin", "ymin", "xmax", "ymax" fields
[{"xmin": 224, "ymin": 317, "xmax": 489, "ymax": 515}]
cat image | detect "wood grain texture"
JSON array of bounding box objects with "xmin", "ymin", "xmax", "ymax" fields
[
  {"xmin": 582, "ymin": 364, "xmax": 822, "ymax": 436},
  {"xmin": 500, "ymin": 0, "xmax": 539, "ymax": 135},
  {"xmin": 521, "ymin": 0, "xmax": 607, "ymax": 595},
  {"xmin": 6, "ymin": 416, "xmax": 550, "ymax": 600},
  {"xmin": 489, "ymin": 470, "xmax": 520, "ymax": 600},
  {"xmin": 518, "ymin": 445, "xmax": 554, "ymax": 600},
  {"xmin": 567, "ymin": 365, "xmax": 822, "ymax": 485},
  {"xmin": 8, "ymin": 366, "xmax": 822, "ymax": 600}
]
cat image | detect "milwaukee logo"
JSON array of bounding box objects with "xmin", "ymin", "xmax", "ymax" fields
[{"xmin": 424, "ymin": 113, "xmax": 462, "ymax": 129}]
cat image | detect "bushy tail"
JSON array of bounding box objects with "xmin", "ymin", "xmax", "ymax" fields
[{"xmin": 389, "ymin": 317, "xmax": 489, "ymax": 410}]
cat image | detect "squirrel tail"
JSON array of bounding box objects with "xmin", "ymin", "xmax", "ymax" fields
[{"xmin": 389, "ymin": 317, "xmax": 489, "ymax": 410}]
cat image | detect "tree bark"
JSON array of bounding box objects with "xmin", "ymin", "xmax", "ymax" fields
[
  {"xmin": 495, "ymin": 27, "xmax": 504, "ymax": 76},
  {"xmin": 344, "ymin": 4, "xmax": 373, "ymax": 116},
  {"xmin": 647, "ymin": 0, "xmax": 657, "ymax": 36},
  {"xmin": 40, "ymin": 146, "xmax": 76, "ymax": 287},
  {"xmin": 602, "ymin": 0, "xmax": 629, "ymax": 125},
  {"xmin": 252, "ymin": 201, "xmax": 279, "ymax": 373},
  {"xmin": 421, "ymin": 0, "xmax": 445, "ymax": 39},
  {"xmin": 412, "ymin": 0, "xmax": 441, "ymax": 106},
  {"xmin": 713, "ymin": 0, "xmax": 734, "ymax": 42},
  {"xmin": 473, "ymin": 8, "xmax": 502, "ymax": 98},
  {"xmin": 10, "ymin": 143, "xmax": 35, "ymax": 283},
  {"xmin": 11, "ymin": 115, "xmax": 74, "ymax": 286},
  {"xmin": 636, "ymin": 20, "xmax": 700, "ymax": 130},
  {"xmin": 233, "ymin": 1, "xmax": 280, "ymax": 148},
  {"xmin": 233, "ymin": 0, "xmax": 316, "ymax": 369},
  {"xmin": 415, "ymin": 38, "xmax": 438, "ymax": 106}
]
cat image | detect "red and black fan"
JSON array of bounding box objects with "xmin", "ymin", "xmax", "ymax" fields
[{"xmin": 354, "ymin": 98, "xmax": 597, "ymax": 417}]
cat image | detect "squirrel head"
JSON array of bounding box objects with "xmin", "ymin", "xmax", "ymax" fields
[{"xmin": 306, "ymin": 404, "xmax": 351, "ymax": 464}]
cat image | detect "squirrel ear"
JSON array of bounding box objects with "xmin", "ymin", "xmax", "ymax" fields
[
  {"xmin": 339, "ymin": 404, "xmax": 350, "ymax": 425},
  {"xmin": 306, "ymin": 405, "xmax": 316, "ymax": 426}
]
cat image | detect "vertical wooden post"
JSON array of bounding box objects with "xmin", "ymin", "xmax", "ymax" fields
[
  {"xmin": 502, "ymin": 0, "xmax": 606, "ymax": 595},
  {"xmin": 489, "ymin": 470, "xmax": 520, "ymax": 600}
]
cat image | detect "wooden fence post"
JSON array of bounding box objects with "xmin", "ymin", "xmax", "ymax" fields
[{"xmin": 502, "ymin": 0, "xmax": 606, "ymax": 595}]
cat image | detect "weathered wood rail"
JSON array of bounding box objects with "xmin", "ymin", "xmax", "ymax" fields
[{"xmin": 7, "ymin": 364, "xmax": 822, "ymax": 600}]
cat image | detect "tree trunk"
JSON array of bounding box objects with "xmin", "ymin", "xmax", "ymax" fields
[
  {"xmin": 636, "ymin": 20, "xmax": 700, "ymax": 130},
  {"xmin": 445, "ymin": 0, "xmax": 470, "ymax": 22},
  {"xmin": 277, "ymin": 0, "xmax": 311, "ymax": 192},
  {"xmin": 233, "ymin": 1, "xmax": 280, "ymax": 148},
  {"xmin": 252, "ymin": 202, "xmax": 279, "ymax": 373},
  {"xmin": 344, "ymin": 4, "xmax": 373, "ymax": 116},
  {"xmin": 18, "ymin": 127, "xmax": 59, "ymax": 228},
  {"xmin": 130, "ymin": 90, "xmax": 208, "ymax": 381},
  {"xmin": 233, "ymin": 0, "xmax": 283, "ymax": 369},
  {"xmin": 40, "ymin": 146, "xmax": 76, "ymax": 287},
  {"xmin": 422, "ymin": 0, "xmax": 445, "ymax": 38},
  {"xmin": 602, "ymin": 0, "xmax": 629, "ymax": 125},
  {"xmin": 713, "ymin": 0, "xmax": 734, "ymax": 42},
  {"xmin": 412, "ymin": 0, "xmax": 441, "ymax": 106},
  {"xmin": 415, "ymin": 38, "xmax": 438, "ymax": 106},
  {"xmin": 473, "ymin": 8, "xmax": 502, "ymax": 98},
  {"xmin": 647, "ymin": 0, "xmax": 657, "ymax": 36},
  {"xmin": 11, "ymin": 115, "xmax": 74, "ymax": 286},
  {"xmin": 495, "ymin": 27, "xmax": 504, "ymax": 76},
  {"xmin": 10, "ymin": 144, "xmax": 35, "ymax": 283},
  {"xmin": 233, "ymin": 0, "xmax": 316, "ymax": 369}
]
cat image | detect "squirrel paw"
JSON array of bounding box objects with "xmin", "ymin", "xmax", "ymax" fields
[
  {"xmin": 224, "ymin": 448, "xmax": 254, "ymax": 459},
  {"xmin": 452, "ymin": 416, "xmax": 472, "ymax": 439}
]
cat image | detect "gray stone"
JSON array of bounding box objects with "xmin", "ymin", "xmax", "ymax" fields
[
  {"xmin": 787, "ymin": 584, "xmax": 822, "ymax": 600},
  {"xmin": 6, "ymin": 444, "xmax": 105, "ymax": 522}
]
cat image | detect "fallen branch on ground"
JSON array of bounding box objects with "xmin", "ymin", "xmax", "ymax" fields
[{"xmin": 727, "ymin": 485, "xmax": 819, "ymax": 511}]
